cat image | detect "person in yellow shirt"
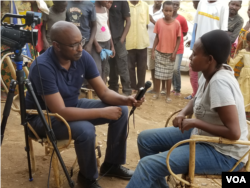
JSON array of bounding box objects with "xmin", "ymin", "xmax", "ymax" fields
[{"xmin": 126, "ymin": 0, "xmax": 150, "ymax": 91}]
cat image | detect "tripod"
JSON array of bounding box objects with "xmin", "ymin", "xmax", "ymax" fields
[{"xmin": 1, "ymin": 49, "xmax": 75, "ymax": 188}]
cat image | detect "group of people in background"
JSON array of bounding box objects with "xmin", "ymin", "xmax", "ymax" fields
[
  {"xmin": 1, "ymin": 1, "xmax": 250, "ymax": 188},
  {"xmin": 1, "ymin": 0, "xmax": 248, "ymax": 113}
]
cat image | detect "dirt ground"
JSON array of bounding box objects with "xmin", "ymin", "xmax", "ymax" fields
[{"xmin": 1, "ymin": 71, "xmax": 220, "ymax": 188}]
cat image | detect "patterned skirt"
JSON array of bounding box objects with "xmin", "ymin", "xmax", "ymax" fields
[{"xmin": 155, "ymin": 50, "xmax": 175, "ymax": 80}]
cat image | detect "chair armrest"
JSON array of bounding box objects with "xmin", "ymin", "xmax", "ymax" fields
[
  {"xmin": 26, "ymin": 109, "xmax": 72, "ymax": 149},
  {"xmin": 166, "ymin": 135, "xmax": 250, "ymax": 187}
]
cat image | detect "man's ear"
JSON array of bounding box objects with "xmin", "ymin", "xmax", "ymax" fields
[{"xmin": 52, "ymin": 41, "xmax": 61, "ymax": 52}]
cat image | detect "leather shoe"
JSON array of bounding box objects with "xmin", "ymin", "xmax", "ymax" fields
[
  {"xmin": 99, "ymin": 162, "xmax": 134, "ymax": 180},
  {"xmin": 77, "ymin": 172, "xmax": 102, "ymax": 188}
]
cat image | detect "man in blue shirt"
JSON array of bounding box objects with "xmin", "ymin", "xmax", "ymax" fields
[{"xmin": 25, "ymin": 21, "xmax": 143, "ymax": 188}]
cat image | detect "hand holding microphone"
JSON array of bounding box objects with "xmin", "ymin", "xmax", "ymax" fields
[{"xmin": 129, "ymin": 81, "xmax": 152, "ymax": 116}]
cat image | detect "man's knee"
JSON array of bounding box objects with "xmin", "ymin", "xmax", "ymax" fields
[
  {"xmin": 120, "ymin": 105, "xmax": 128, "ymax": 117},
  {"xmin": 74, "ymin": 122, "xmax": 96, "ymax": 142}
]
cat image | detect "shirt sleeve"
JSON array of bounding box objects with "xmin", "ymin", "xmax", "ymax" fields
[
  {"xmin": 153, "ymin": 20, "xmax": 159, "ymax": 34},
  {"xmin": 122, "ymin": 1, "xmax": 130, "ymax": 18},
  {"xmin": 83, "ymin": 52, "xmax": 100, "ymax": 80},
  {"xmin": 209, "ymin": 79, "xmax": 236, "ymax": 110},
  {"xmin": 229, "ymin": 19, "xmax": 244, "ymax": 43},
  {"xmin": 220, "ymin": 5, "xmax": 229, "ymax": 31},
  {"xmin": 30, "ymin": 64, "xmax": 58, "ymax": 96},
  {"xmin": 90, "ymin": 3, "xmax": 96, "ymax": 22},
  {"xmin": 181, "ymin": 16, "xmax": 188, "ymax": 33},
  {"xmin": 177, "ymin": 22, "xmax": 182, "ymax": 37}
]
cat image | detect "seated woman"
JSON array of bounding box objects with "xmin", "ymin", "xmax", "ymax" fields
[{"xmin": 126, "ymin": 30, "xmax": 250, "ymax": 188}]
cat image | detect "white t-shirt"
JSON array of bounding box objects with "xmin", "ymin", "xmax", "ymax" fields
[
  {"xmin": 147, "ymin": 5, "xmax": 163, "ymax": 49},
  {"xmin": 191, "ymin": 65, "xmax": 249, "ymax": 163},
  {"xmin": 194, "ymin": 0, "xmax": 229, "ymax": 41}
]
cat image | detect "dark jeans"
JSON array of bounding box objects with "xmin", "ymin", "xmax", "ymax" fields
[
  {"xmin": 127, "ymin": 48, "xmax": 147, "ymax": 90},
  {"xmin": 91, "ymin": 40, "xmax": 111, "ymax": 83},
  {"xmin": 108, "ymin": 38, "xmax": 132, "ymax": 95},
  {"xmin": 28, "ymin": 98, "xmax": 128, "ymax": 179}
]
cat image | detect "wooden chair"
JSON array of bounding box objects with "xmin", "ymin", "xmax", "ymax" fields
[
  {"xmin": 1, "ymin": 52, "xmax": 101, "ymax": 188},
  {"xmin": 165, "ymin": 108, "xmax": 250, "ymax": 188}
]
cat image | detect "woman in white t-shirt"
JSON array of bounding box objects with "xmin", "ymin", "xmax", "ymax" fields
[
  {"xmin": 126, "ymin": 30, "xmax": 249, "ymax": 188},
  {"xmin": 146, "ymin": 1, "xmax": 163, "ymax": 94}
]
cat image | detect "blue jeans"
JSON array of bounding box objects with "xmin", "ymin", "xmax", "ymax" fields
[
  {"xmin": 126, "ymin": 127, "xmax": 244, "ymax": 188},
  {"xmin": 172, "ymin": 54, "xmax": 183, "ymax": 93},
  {"xmin": 28, "ymin": 98, "xmax": 128, "ymax": 179}
]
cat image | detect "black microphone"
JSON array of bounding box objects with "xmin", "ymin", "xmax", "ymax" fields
[{"xmin": 129, "ymin": 81, "xmax": 152, "ymax": 116}]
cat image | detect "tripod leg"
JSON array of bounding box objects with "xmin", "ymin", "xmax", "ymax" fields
[
  {"xmin": 16, "ymin": 70, "xmax": 33, "ymax": 181},
  {"xmin": 25, "ymin": 79, "xmax": 75, "ymax": 188},
  {"xmin": 1, "ymin": 79, "xmax": 17, "ymax": 144}
]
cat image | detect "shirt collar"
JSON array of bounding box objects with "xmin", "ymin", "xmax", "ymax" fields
[
  {"xmin": 49, "ymin": 47, "xmax": 77, "ymax": 71},
  {"xmin": 229, "ymin": 13, "xmax": 239, "ymax": 21},
  {"xmin": 128, "ymin": 0, "xmax": 142, "ymax": 7}
]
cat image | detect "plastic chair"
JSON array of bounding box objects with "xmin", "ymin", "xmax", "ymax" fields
[
  {"xmin": 165, "ymin": 108, "xmax": 250, "ymax": 188},
  {"xmin": 1, "ymin": 52, "xmax": 101, "ymax": 187}
]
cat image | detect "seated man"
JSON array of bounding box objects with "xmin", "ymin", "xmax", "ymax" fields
[
  {"xmin": 126, "ymin": 30, "xmax": 249, "ymax": 188},
  {"xmin": 25, "ymin": 21, "xmax": 143, "ymax": 188}
]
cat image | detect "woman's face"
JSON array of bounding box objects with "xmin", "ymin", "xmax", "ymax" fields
[{"xmin": 189, "ymin": 39, "xmax": 210, "ymax": 72}]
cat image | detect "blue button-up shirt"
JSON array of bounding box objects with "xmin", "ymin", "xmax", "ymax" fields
[{"xmin": 25, "ymin": 47, "xmax": 99, "ymax": 110}]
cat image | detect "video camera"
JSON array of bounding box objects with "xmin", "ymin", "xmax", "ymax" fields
[{"xmin": 1, "ymin": 11, "xmax": 40, "ymax": 50}]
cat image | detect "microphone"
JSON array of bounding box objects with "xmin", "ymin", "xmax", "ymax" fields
[{"xmin": 129, "ymin": 81, "xmax": 152, "ymax": 116}]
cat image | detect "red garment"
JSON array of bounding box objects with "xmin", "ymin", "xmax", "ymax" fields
[
  {"xmin": 154, "ymin": 19, "xmax": 181, "ymax": 54},
  {"xmin": 34, "ymin": 23, "xmax": 44, "ymax": 52},
  {"xmin": 176, "ymin": 15, "xmax": 188, "ymax": 54}
]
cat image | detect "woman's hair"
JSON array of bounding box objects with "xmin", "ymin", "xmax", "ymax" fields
[
  {"xmin": 247, "ymin": 32, "xmax": 250, "ymax": 42},
  {"xmin": 200, "ymin": 30, "xmax": 231, "ymax": 68}
]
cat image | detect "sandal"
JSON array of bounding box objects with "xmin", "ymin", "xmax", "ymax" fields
[
  {"xmin": 160, "ymin": 90, "xmax": 166, "ymax": 95},
  {"xmin": 147, "ymin": 89, "xmax": 155, "ymax": 94},
  {"xmin": 152, "ymin": 94, "xmax": 159, "ymax": 100},
  {"xmin": 171, "ymin": 90, "xmax": 176, "ymax": 94},
  {"xmin": 175, "ymin": 92, "xmax": 181, "ymax": 97},
  {"xmin": 166, "ymin": 97, "xmax": 172, "ymax": 103},
  {"xmin": 184, "ymin": 95, "xmax": 193, "ymax": 100}
]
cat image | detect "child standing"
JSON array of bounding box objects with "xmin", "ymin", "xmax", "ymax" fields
[
  {"xmin": 93, "ymin": 1, "xmax": 115, "ymax": 83},
  {"xmin": 147, "ymin": 0, "xmax": 163, "ymax": 94},
  {"xmin": 185, "ymin": 0, "xmax": 199, "ymax": 100},
  {"xmin": 152, "ymin": 1, "xmax": 181, "ymax": 102},
  {"xmin": 229, "ymin": 33, "xmax": 250, "ymax": 120},
  {"xmin": 42, "ymin": 1, "xmax": 67, "ymax": 51},
  {"xmin": 170, "ymin": 0, "xmax": 188, "ymax": 97}
]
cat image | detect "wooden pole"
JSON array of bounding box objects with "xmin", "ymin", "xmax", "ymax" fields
[{"xmin": 188, "ymin": 141, "xmax": 196, "ymax": 188}]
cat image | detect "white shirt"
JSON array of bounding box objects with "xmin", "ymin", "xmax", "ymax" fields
[
  {"xmin": 147, "ymin": 5, "xmax": 163, "ymax": 49},
  {"xmin": 191, "ymin": 65, "xmax": 249, "ymax": 163},
  {"xmin": 194, "ymin": 0, "xmax": 229, "ymax": 41}
]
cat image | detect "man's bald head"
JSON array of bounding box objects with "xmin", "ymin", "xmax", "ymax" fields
[{"xmin": 50, "ymin": 21, "xmax": 81, "ymax": 44}]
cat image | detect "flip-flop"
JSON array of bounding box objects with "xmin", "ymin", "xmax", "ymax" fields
[
  {"xmin": 147, "ymin": 90, "xmax": 155, "ymax": 94},
  {"xmin": 166, "ymin": 97, "xmax": 172, "ymax": 103},
  {"xmin": 152, "ymin": 94, "xmax": 159, "ymax": 100},
  {"xmin": 160, "ymin": 90, "xmax": 166, "ymax": 95},
  {"xmin": 184, "ymin": 95, "xmax": 193, "ymax": 100},
  {"xmin": 175, "ymin": 92, "xmax": 181, "ymax": 97}
]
